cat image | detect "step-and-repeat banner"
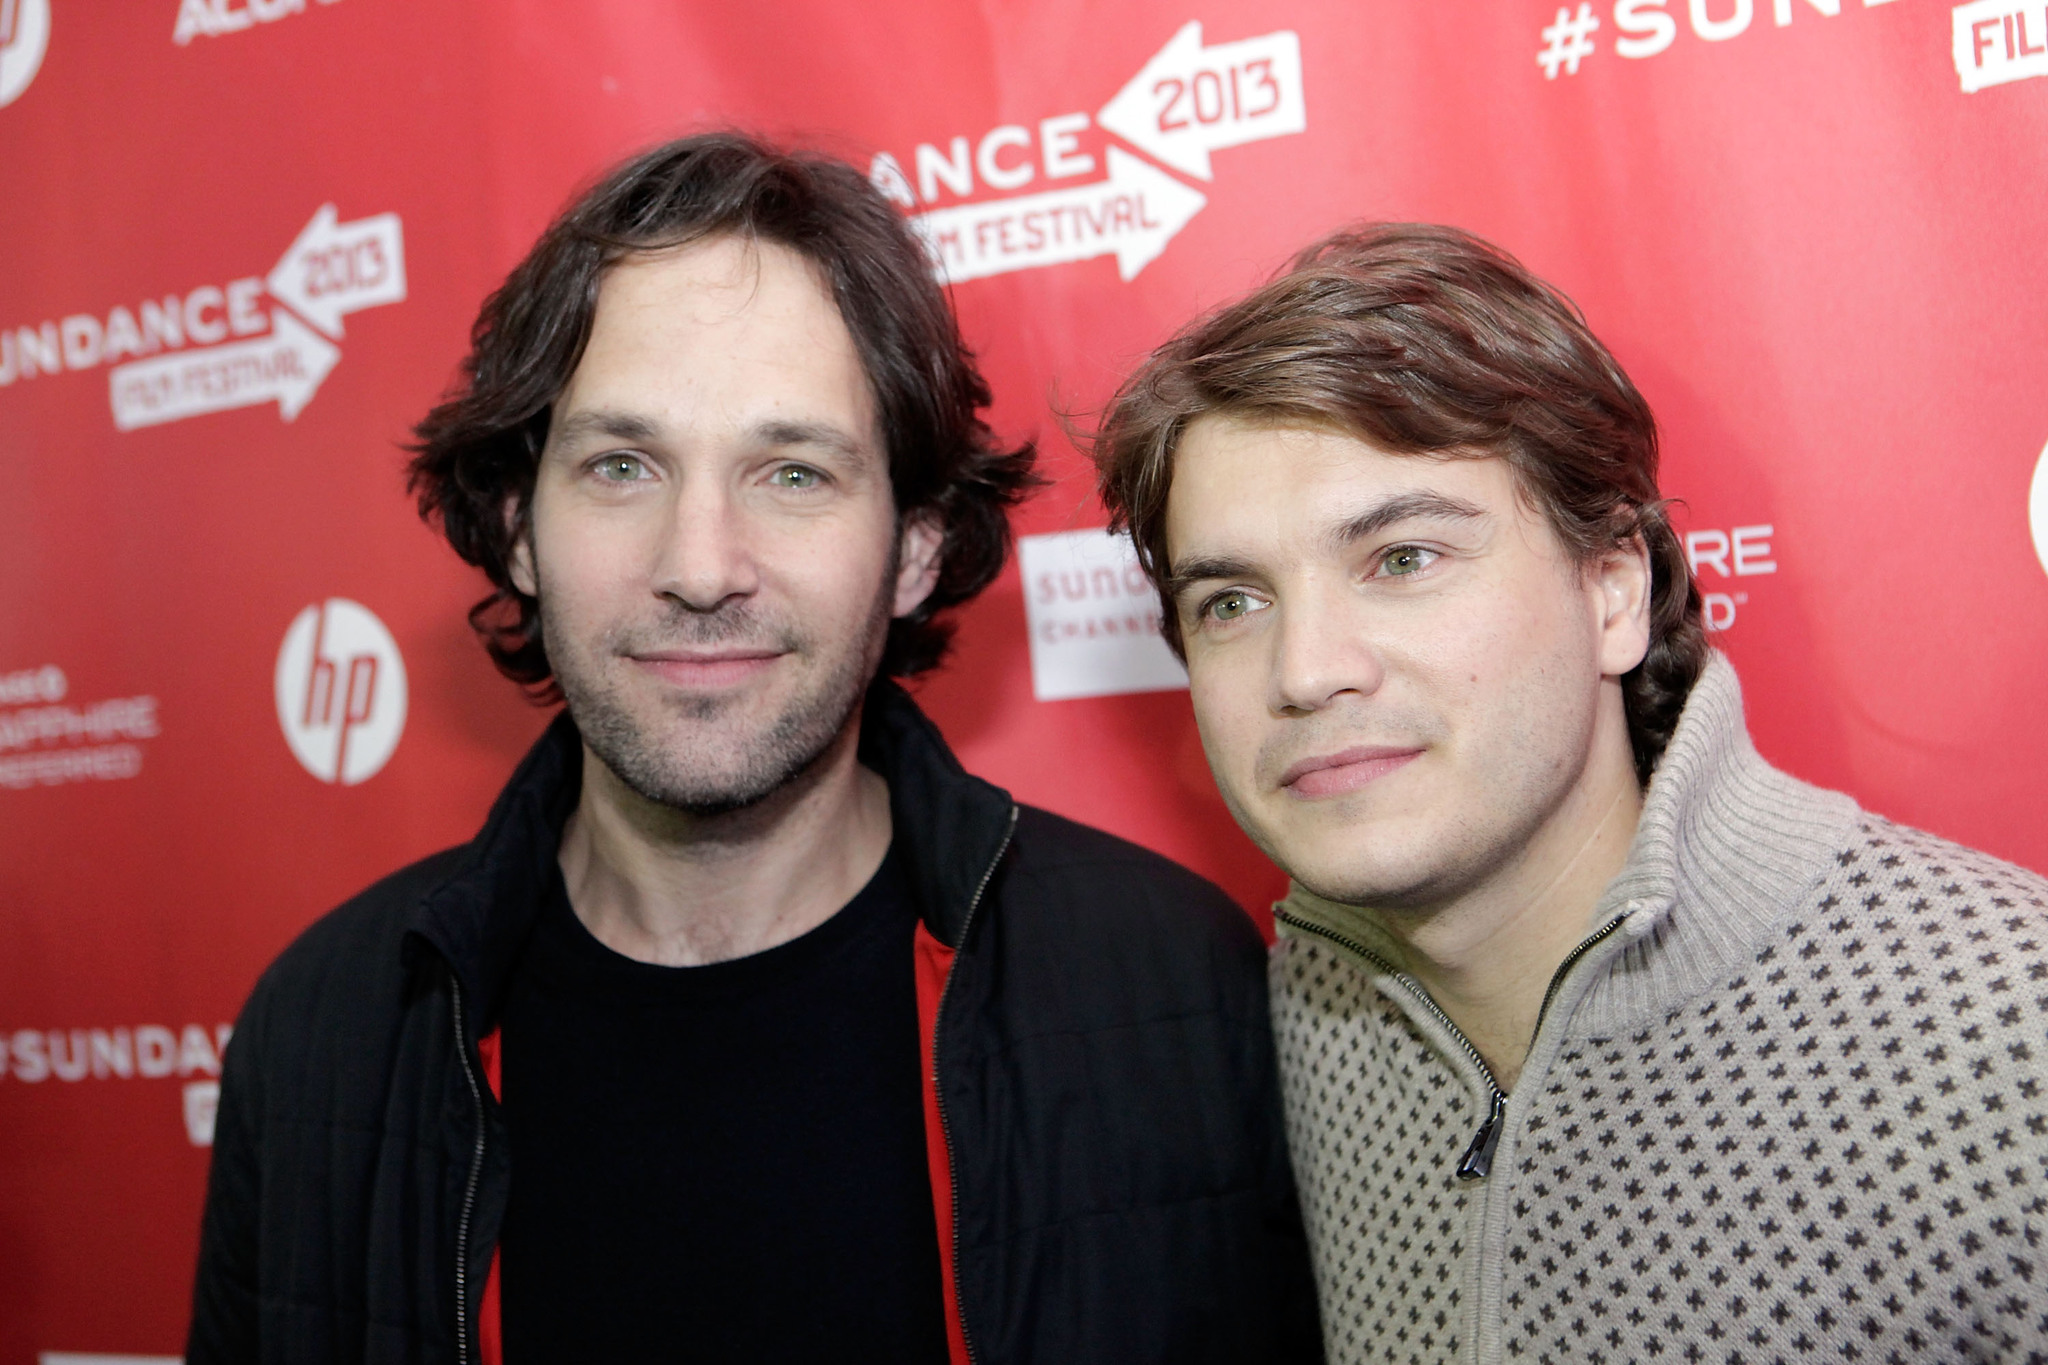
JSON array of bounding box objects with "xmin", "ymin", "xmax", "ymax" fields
[{"xmin": 3, "ymin": 0, "xmax": 2045, "ymax": 1356}]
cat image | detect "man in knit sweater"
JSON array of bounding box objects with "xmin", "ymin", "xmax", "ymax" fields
[{"xmin": 1095, "ymin": 223, "xmax": 2048, "ymax": 1362}]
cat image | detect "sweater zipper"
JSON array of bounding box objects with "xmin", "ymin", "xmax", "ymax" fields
[
  {"xmin": 1272, "ymin": 908, "xmax": 1627, "ymax": 1181},
  {"xmin": 931, "ymin": 804, "xmax": 1017, "ymax": 1365},
  {"xmin": 450, "ymin": 974, "xmax": 486, "ymax": 1365}
]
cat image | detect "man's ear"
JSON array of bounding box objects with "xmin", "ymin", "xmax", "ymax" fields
[
  {"xmin": 893, "ymin": 513, "xmax": 945, "ymax": 619},
  {"xmin": 1594, "ymin": 535, "xmax": 1653, "ymax": 678},
  {"xmin": 505, "ymin": 497, "xmax": 537, "ymax": 598}
]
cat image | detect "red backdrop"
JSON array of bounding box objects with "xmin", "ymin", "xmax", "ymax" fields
[{"xmin": 4, "ymin": 0, "xmax": 2046, "ymax": 1357}]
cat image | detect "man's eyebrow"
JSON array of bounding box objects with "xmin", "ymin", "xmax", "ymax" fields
[
  {"xmin": 1325, "ymin": 490, "xmax": 1487, "ymax": 551},
  {"xmin": 549, "ymin": 408, "xmax": 662, "ymax": 446},
  {"xmin": 1165, "ymin": 554, "xmax": 1259, "ymax": 601},
  {"xmin": 546, "ymin": 411, "xmax": 874, "ymax": 464},
  {"xmin": 748, "ymin": 418, "xmax": 873, "ymax": 464},
  {"xmin": 1165, "ymin": 491, "xmax": 1488, "ymax": 601}
]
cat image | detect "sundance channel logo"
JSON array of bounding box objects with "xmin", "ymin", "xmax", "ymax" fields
[
  {"xmin": 1019, "ymin": 529, "xmax": 1187, "ymax": 702},
  {"xmin": 274, "ymin": 598, "xmax": 406, "ymax": 784}
]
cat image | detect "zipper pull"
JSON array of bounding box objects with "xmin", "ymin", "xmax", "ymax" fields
[{"xmin": 1456, "ymin": 1089, "xmax": 1508, "ymax": 1182}]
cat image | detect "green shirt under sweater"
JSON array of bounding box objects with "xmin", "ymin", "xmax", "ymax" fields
[{"xmin": 1270, "ymin": 653, "xmax": 2048, "ymax": 1364}]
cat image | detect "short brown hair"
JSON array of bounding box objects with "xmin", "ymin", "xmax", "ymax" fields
[
  {"xmin": 1093, "ymin": 223, "xmax": 1706, "ymax": 781},
  {"xmin": 409, "ymin": 132, "xmax": 1039, "ymax": 696}
]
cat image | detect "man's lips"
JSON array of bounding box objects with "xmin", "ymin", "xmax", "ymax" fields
[
  {"xmin": 629, "ymin": 649, "xmax": 784, "ymax": 688},
  {"xmin": 1278, "ymin": 745, "xmax": 1424, "ymax": 798}
]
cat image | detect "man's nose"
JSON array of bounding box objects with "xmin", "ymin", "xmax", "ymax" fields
[
  {"xmin": 1270, "ymin": 577, "xmax": 1385, "ymax": 715},
  {"xmin": 648, "ymin": 481, "xmax": 760, "ymax": 612}
]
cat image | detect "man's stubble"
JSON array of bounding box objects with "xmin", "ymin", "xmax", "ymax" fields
[{"xmin": 539, "ymin": 557, "xmax": 897, "ymax": 818}]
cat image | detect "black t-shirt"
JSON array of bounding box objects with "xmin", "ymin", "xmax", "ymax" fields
[{"xmin": 497, "ymin": 848, "xmax": 950, "ymax": 1363}]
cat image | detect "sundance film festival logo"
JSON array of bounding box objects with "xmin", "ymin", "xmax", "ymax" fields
[
  {"xmin": 0, "ymin": 202, "xmax": 405, "ymax": 429},
  {"xmin": 872, "ymin": 20, "xmax": 1305, "ymax": 286},
  {"xmin": 274, "ymin": 598, "xmax": 407, "ymax": 785},
  {"xmin": 0, "ymin": 0, "xmax": 50, "ymax": 109}
]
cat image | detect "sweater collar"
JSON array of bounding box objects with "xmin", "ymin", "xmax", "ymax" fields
[
  {"xmin": 1573, "ymin": 651, "xmax": 1859, "ymax": 1028},
  {"xmin": 1277, "ymin": 653, "xmax": 1861, "ymax": 1029},
  {"xmin": 405, "ymin": 678, "xmax": 1015, "ymax": 1035}
]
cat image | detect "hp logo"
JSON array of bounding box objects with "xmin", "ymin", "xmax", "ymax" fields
[{"xmin": 274, "ymin": 598, "xmax": 407, "ymax": 785}]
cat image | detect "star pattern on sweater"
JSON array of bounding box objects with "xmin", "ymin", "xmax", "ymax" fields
[
  {"xmin": 1276, "ymin": 819, "xmax": 2048, "ymax": 1365},
  {"xmin": 1275, "ymin": 946, "xmax": 1480, "ymax": 1363}
]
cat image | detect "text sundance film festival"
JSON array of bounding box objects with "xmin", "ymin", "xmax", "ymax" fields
[
  {"xmin": 868, "ymin": 21, "xmax": 1305, "ymax": 286},
  {"xmin": 0, "ymin": 203, "xmax": 405, "ymax": 430}
]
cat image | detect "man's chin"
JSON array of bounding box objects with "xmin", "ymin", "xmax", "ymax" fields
[
  {"xmin": 641, "ymin": 681, "xmax": 777, "ymax": 725},
  {"xmin": 1293, "ymin": 872, "xmax": 1439, "ymax": 916},
  {"xmin": 1264, "ymin": 818, "xmax": 1461, "ymax": 912},
  {"xmin": 569, "ymin": 674, "xmax": 866, "ymax": 819},
  {"xmin": 629, "ymin": 776, "xmax": 781, "ymax": 819},
  {"xmin": 597, "ymin": 738, "xmax": 822, "ymax": 817},
  {"xmin": 553, "ymin": 605, "xmax": 884, "ymax": 823},
  {"xmin": 610, "ymin": 661, "xmax": 810, "ymax": 731}
]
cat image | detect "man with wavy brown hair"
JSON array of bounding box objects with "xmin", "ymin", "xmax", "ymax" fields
[
  {"xmin": 1096, "ymin": 224, "xmax": 2048, "ymax": 1363},
  {"xmin": 187, "ymin": 133, "xmax": 1318, "ymax": 1365}
]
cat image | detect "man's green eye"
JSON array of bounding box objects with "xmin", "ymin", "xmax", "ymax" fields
[
  {"xmin": 1211, "ymin": 591, "xmax": 1252, "ymax": 620},
  {"xmin": 773, "ymin": 465, "xmax": 821, "ymax": 488},
  {"xmin": 597, "ymin": 455, "xmax": 644, "ymax": 482},
  {"xmin": 1384, "ymin": 547, "xmax": 1428, "ymax": 576}
]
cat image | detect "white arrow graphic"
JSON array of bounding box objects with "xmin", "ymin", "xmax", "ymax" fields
[
  {"xmin": 1097, "ymin": 21, "xmax": 1306, "ymax": 181},
  {"xmin": 266, "ymin": 203, "xmax": 407, "ymax": 339},
  {"xmin": 107, "ymin": 310, "xmax": 342, "ymax": 431},
  {"xmin": 912, "ymin": 147, "xmax": 1207, "ymax": 285}
]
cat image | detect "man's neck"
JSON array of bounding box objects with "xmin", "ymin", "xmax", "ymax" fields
[
  {"xmin": 1373, "ymin": 729, "xmax": 1643, "ymax": 1094},
  {"xmin": 556, "ymin": 719, "xmax": 894, "ymax": 967}
]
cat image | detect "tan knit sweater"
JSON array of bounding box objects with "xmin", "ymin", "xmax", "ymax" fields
[{"xmin": 1270, "ymin": 653, "xmax": 2048, "ymax": 1364}]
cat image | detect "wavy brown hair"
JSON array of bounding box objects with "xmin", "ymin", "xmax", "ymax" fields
[
  {"xmin": 409, "ymin": 132, "xmax": 1038, "ymax": 697},
  {"xmin": 1093, "ymin": 223, "xmax": 1706, "ymax": 782}
]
